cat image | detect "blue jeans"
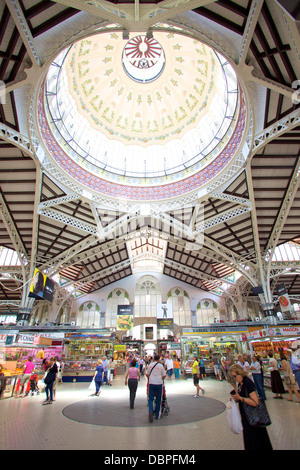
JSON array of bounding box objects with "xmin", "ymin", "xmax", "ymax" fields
[
  {"xmin": 95, "ymin": 380, "xmax": 102, "ymax": 394},
  {"xmin": 45, "ymin": 381, "xmax": 54, "ymax": 402},
  {"xmin": 148, "ymin": 383, "xmax": 163, "ymax": 419},
  {"xmin": 253, "ymin": 373, "xmax": 266, "ymax": 400},
  {"xmin": 294, "ymin": 370, "xmax": 300, "ymax": 389}
]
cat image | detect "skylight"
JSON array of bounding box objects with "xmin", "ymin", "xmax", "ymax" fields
[{"xmin": 44, "ymin": 30, "xmax": 239, "ymax": 186}]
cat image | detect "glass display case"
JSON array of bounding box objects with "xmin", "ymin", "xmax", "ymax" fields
[{"xmin": 63, "ymin": 337, "xmax": 113, "ymax": 381}]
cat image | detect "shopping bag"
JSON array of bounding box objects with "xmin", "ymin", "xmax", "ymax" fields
[
  {"xmin": 88, "ymin": 379, "xmax": 96, "ymax": 393},
  {"xmin": 226, "ymin": 399, "xmax": 243, "ymax": 434}
]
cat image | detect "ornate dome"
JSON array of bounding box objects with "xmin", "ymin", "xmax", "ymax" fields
[{"xmin": 39, "ymin": 28, "xmax": 246, "ymax": 200}]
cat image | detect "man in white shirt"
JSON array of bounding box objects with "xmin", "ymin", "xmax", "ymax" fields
[
  {"xmin": 165, "ymin": 356, "xmax": 174, "ymax": 380},
  {"xmin": 146, "ymin": 355, "xmax": 166, "ymax": 422}
]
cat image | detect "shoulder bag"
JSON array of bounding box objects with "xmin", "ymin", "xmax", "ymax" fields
[{"xmin": 241, "ymin": 388, "xmax": 271, "ymax": 428}]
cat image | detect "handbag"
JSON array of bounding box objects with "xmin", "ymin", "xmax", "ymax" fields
[
  {"xmin": 226, "ymin": 399, "xmax": 243, "ymax": 434},
  {"xmin": 88, "ymin": 379, "xmax": 96, "ymax": 393},
  {"xmin": 241, "ymin": 395, "xmax": 271, "ymax": 428}
]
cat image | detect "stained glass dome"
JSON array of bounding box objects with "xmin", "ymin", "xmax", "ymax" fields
[{"xmin": 36, "ymin": 26, "xmax": 249, "ymax": 201}]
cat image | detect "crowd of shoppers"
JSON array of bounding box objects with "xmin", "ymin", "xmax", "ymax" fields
[{"xmin": 5, "ymin": 343, "xmax": 300, "ymax": 451}]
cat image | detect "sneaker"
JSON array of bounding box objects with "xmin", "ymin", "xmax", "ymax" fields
[
  {"xmin": 42, "ymin": 400, "xmax": 50, "ymax": 405},
  {"xmin": 149, "ymin": 411, "xmax": 154, "ymax": 422},
  {"xmin": 193, "ymin": 395, "xmax": 200, "ymax": 398}
]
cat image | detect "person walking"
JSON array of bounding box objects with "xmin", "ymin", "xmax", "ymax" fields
[
  {"xmin": 192, "ymin": 356, "xmax": 205, "ymax": 397},
  {"xmin": 125, "ymin": 359, "xmax": 140, "ymax": 409},
  {"xmin": 102, "ymin": 356, "xmax": 109, "ymax": 385},
  {"xmin": 218, "ymin": 354, "xmax": 227, "ymax": 381},
  {"xmin": 289, "ymin": 347, "xmax": 300, "ymax": 389},
  {"xmin": 42, "ymin": 357, "xmax": 58, "ymax": 405},
  {"xmin": 230, "ymin": 364, "xmax": 272, "ymax": 450},
  {"xmin": 165, "ymin": 356, "xmax": 174, "ymax": 380},
  {"xmin": 211, "ymin": 353, "xmax": 219, "ymax": 380},
  {"xmin": 16, "ymin": 356, "xmax": 35, "ymax": 398},
  {"xmin": 146, "ymin": 355, "xmax": 166, "ymax": 422},
  {"xmin": 173, "ymin": 356, "xmax": 180, "ymax": 380},
  {"xmin": 199, "ymin": 356, "xmax": 207, "ymax": 380},
  {"xmin": 225, "ymin": 348, "xmax": 236, "ymax": 388},
  {"xmin": 108, "ymin": 357, "xmax": 115, "ymax": 386},
  {"xmin": 52, "ymin": 356, "xmax": 61, "ymax": 401},
  {"xmin": 267, "ymin": 352, "xmax": 285, "ymax": 399},
  {"xmin": 250, "ymin": 355, "xmax": 266, "ymax": 400},
  {"xmin": 93, "ymin": 359, "xmax": 104, "ymax": 396},
  {"xmin": 280, "ymin": 352, "xmax": 300, "ymax": 403}
]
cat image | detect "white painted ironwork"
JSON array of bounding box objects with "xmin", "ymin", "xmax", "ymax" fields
[{"xmin": 253, "ymin": 108, "xmax": 300, "ymax": 152}]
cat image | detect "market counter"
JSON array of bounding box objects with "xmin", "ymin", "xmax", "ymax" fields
[{"xmin": 0, "ymin": 372, "xmax": 45, "ymax": 399}]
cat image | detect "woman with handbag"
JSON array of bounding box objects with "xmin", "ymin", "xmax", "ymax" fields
[
  {"xmin": 230, "ymin": 364, "xmax": 273, "ymax": 450},
  {"xmin": 280, "ymin": 352, "xmax": 300, "ymax": 403}
]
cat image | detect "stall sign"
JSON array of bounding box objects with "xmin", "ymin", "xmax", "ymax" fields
[
  {"xmin": 182, "ymin": 326, "xmax": 248, "ymax": 335},
  {"xmin": 117, "ymin": 305, "xmax": 134, "ymax": 331},
  {"xmin": 114, "ymin": 345, "xmax": 126, "ymax": 351},
  {"xmin": 35, "ymin": 336, "xmax": 52, "ymax": 346},
  {"xmin": 245, "ymin": 326, "xmax": 300, "ymax": 339},
  {"xmin": 0, "ymin": 332, "xmax": 18, "ymax": 344},
  {"xmin": 5, "ymin": 335, "xmax": 15, "ymax": 345},
  {"xmin": 267, "ymin": 326, "xmax": 300, "ymax": 337},
  {"xmin": 157, "ymin": 303, "xmax": 174, "ymax": 330},
  {"xmin": 16, "ymin": 333, "xmax": 35, "ymax": 344}
]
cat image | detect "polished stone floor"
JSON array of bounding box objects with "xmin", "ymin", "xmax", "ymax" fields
[{"xmin": 1, "ymin": 374, "xmax": 299, "ymax": 451}]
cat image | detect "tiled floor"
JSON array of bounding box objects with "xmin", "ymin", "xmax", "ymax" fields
[{"xmin": 1, "ymin": 375, "xmax": 299, "ymax": 451}]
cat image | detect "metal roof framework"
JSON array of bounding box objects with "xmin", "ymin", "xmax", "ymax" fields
[{"xmin": 0, "ymin": 0, "xmax": 299, "ymax": 317}]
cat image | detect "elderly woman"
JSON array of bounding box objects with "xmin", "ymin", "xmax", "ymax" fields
[{"xmin": 230, "ymin": 364, "xmax": 272, "ymax": 450}]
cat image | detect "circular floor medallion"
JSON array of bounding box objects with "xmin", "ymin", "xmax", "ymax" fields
[{"xmin": 62, "ymin": 393, "xmax": 226, "ymax": 427}]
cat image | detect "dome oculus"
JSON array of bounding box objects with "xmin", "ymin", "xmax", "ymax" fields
[
  {"xmin": 43, "ymin": 30, "xmax": 240, "ymax": 188},
  {"xmin": 122, "ymin": 35, "xmax": 165, "ymax": 83}
]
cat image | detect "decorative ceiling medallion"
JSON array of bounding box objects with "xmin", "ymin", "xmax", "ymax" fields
[
  {"xmin": 122, "ymin": 35, "xmax": 165, "ymax": 83},
  {"xmin": 39, "ymin": 29, "xmax": 247, "ymax": 199}
]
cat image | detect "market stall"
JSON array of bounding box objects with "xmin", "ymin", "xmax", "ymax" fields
[
  {"xmin": 63, "ymin": 332, "xmax": 113, "ymax": 381},
  {"xmin": 0, "ymin": 330, "xmax": 64, "ymax": 398}
]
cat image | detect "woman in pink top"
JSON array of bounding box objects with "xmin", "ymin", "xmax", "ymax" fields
[
  {"xmin": 16, "ymin": 356, "xmax": 35, "ymax": 397},
  {"xmin": 125, "ymin": 359, "xmax": 141, "ymax": 409}
]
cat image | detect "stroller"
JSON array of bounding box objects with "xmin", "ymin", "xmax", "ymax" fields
[
  {"xmin": 29, "ymin": 374, "xmax": 40, "ymax": 396},
  {"xmin": 160, "ymin": 382, "xmax": 170, "ymax": 417},
  {"xmin": 149, "ymin": 380, "xmax": 170, "ymax": 419}
]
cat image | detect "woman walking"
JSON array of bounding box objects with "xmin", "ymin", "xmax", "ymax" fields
[
  {"xmin": 125, "ymin": 359, "xmax": 140, "ymax": 409},
  {"xmin": 280, "ymin": 352, "xmax": 300, "ymax": 403},
  {"xmin": 93, "ymin": 359, "xmax": 104, "ymax": 396},
  {"xmin": 267, "ymin": 352, "xmax": 285, "ymax": 399},
  {"xmin": 43, "ymin": 357, "xmax": 58, "ymax": 405}
]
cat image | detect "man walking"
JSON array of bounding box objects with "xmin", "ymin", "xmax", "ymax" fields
[
  {"xmin": 146, "ymin": 355, "xmax": 166, "ymax": 422},
  {"xmin": 102, "ymin": 356, "xmax": 109, "ymax": 385}
]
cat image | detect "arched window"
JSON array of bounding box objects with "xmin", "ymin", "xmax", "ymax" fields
[
  {"xmin": 166, "ymin": 287, "xmax": 191, "ymax": 326},
  {"xmin": 77, "ymin": 301, "xmax": 100, "ymax": 328},
  {"xmin": 106, "ymin": 288, "xmax": 130, "ymax": 327},
  {"xmin": 134, "ymin": 275, "xmax": 162, "ymax": 318},
  {"xmin": 196, "ymin": 299, "xmax": 219, "ymax": 325}
]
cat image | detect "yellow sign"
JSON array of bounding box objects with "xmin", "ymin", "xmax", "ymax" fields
[{"xmin": 114, "ymin": 345, "xmax": 126, "ymax": 351}]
